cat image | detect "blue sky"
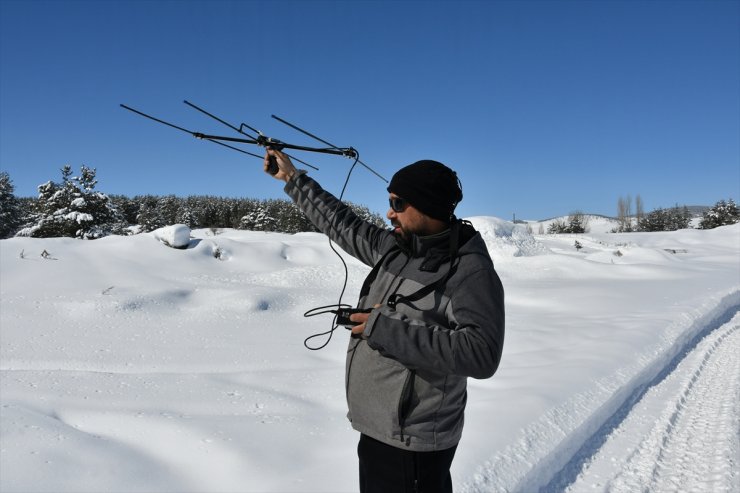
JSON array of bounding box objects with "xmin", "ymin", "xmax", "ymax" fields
[{"xmin": 1, "ymin": 0, "xmax": 738, "ymax": 221}]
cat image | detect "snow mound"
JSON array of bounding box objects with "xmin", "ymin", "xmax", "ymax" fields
[
  {"xmin": 151, "ymin": 224, "xmax": 191, "ymax": 249},
  {"xmin": 466, "ymin": 216, "xmax": 548, "ymax": 257}
]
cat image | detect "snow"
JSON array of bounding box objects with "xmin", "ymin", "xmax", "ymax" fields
[
  {"xmin": 1, "ymin": 220, "xmax": 738, "ymax": 492},
  {"xmin": 151, "ymin": 224, "xmax": 192, "ymax": 249},
  {"xmin": 563, "ymin": 312, "xmax": 740, "ymax": 493},
  {"xmin": 64, "ymin": 211, "xmax": 93, "ymax": 224}
]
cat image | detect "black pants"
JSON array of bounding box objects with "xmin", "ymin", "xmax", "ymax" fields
[{"xmin": 357, "ymin": 434, "xmax": 458, "ymax": 493}]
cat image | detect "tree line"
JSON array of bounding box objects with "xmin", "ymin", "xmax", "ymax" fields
[
  {"xmin": 613, "ymin": 194, "xmax": 738, "ymax": 232},
  {"xmin": 2, "ymin": 168, "xmax": 737, "ymax": 240},
  {"xmin": 0, "ymin": 167, "xmax": 386, "ymax": 239},
  {"xmin": 545, "ymin": 197, "xmax": 738, "ymax": 235}
]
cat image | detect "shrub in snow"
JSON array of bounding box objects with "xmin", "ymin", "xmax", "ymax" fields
[
  {"xmin": 152, "ymin": 224, "xmax": 191, "ymax": 249},
  {"xmin": 17, "ymin": 165, "xmax": 124, "ymax": 239},
  {"xmin": 547, "ymin": 212, "xmax": 589, "ymax": 234},
  {"xmin": 699, "ymin": 199, "xmax": 739, "ymax": 229}
]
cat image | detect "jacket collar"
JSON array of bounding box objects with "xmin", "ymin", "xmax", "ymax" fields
[
  {"xmin": 394, "ymin": 220, "xmax": 478, "ymax": 271},
  {"xmin": 395, "ymin": 227, "xmax": 450, "ymax": 258}
]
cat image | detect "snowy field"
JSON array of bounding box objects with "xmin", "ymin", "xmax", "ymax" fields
[{"xmin": 1, "ymin": 217, "xmax": 738, "ymax": 493}]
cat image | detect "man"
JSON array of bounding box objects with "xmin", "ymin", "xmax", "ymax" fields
[{"xmin": 264, "ymin": 149, "xmax": 505, "ymax": 493}]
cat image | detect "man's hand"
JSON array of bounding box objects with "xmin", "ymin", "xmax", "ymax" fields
[
  {"xmin": 349, "ymin": 304, "xmax": 381, "ymax": 335},
  {"xmin": 264, "ymin": 148, "xmax": 297, "ymax": 182}
]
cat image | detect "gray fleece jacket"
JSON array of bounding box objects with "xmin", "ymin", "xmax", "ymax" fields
[{"xmin": 285, "ymin": 171, "xmax": 505, "ymax": 452}]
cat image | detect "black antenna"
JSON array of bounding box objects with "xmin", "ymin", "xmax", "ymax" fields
[
  {"xmin": 272, "ymin": 114, "xmax": 388, "ymax": 183},
  {"xmin": 120, "ymin": 104, "xmax": 265, "ymax": 160},
  {"xmin": 121, "ymin": 104, "xmax": 194, "ymax": 135},
  {"xmin": 184, "ymin": 100, "xmax": 256, "ymax": 138},
  {"xmin": 183, "ymin": 100, "xmax": 318, "ymax": 170},
  {"xmin": 121, "ymin": 102, "xmax": 379, "ymax": 177},
  {"xmin": 272, "ymin": 114, "xmax": 341, "ymax": 151}
]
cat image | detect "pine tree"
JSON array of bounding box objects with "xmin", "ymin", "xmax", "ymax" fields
[
  {"xmin": 638, "ymin": 207, "xmax": 666, "ymax": 232},
  {"xmin": 547, "ymin": 218, "xmax": 568, "ymax": 234},
  {"xmin": 241, "ymin": 202, "xmax": 277, "ymax": 231},
  {"xmin": 699, "ymin": 199, "xmax": 740, "ymax": 229},
  {"xmin": 136, "ymin": 196, "xmax": 165, "ymax": 232},
  {"xmin": 546, "ymin": 213, "xmax": 588, "ymax": 234},
  {"xmin": 663, "ymin": 205, "xmax": 691, "ymax": 231},
  {"xmin": 73, "ymin": 166, "xmax": 120, "ymax": 237},
  {"xmin": 176, "ymin": 208, "xmax": 196, "ymax": 228},
  {"xmin": 18, "ymin": 165, "xmax": 122, "ymax": 238},
  {"xmin": 156, "ymin": 195, "xmax": 181, "ymax": 225},
  {"xmin": 567, "ymin": 211, "xmax": 588, "ymax": 233},
  {"xmin": 347, "ymin": 201, "xmax": 387, "ymax": 228},
  {"xmin": 0, "ymin": 171, "xmax": 22, "ymax": 238}
]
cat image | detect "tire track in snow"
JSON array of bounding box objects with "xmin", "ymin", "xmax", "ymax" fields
[
  {"xmin": 461, "ymin": 293, "xmax": 740, "ymax": 493},
  {"xmin": 563, "ymin": 312, "xmax": 740, "ymax": 493}
]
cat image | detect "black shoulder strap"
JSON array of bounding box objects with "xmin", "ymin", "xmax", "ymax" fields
[
  {"xmin": 387, "ymin": 219, "xmax": 462, "ymax": 309},
  {"xmin": 358, "ymin": 247, "xmax": 401, "ymax": 301}
]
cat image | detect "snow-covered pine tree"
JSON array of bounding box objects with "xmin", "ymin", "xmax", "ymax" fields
[
  {"xmin": 638, "ymin": 207, "xmax": 666, "ymax": 232},
  {"xmin": 180, "ymin": 196, "xmax": 203, "ymax": 228},
  {"xmin": 567, "ymin": 211, "xmax": 588, "ymax": 233},
  {"xmin": 347, "ymin": 201, "xmax": 387, "ymax": 228},
  {"xmin": 176, "ymin": 208, "xmax": 196, "ymax": 228},
  {"xmin": 73, "ymin": 166, "xmax": 121, "ymax": 237},
  {"xmin": 637, "ymin": 204, "xmax": 689, "ymax": 232},
  {"xmin": 547, "ymin": 218, "xmax": 568, "ymax": 234},
  {"xmin": 671, "ymin": 205, "xmax": 692, "ymax": 230},
  {"xmin": 18, "ymin": 165, "xmax": 122, "ymax": 238},
  {"xmin": 240, "ymin": 202, "xmax": 277, "ymax": 231},
  {"xmin": 156, "ymin": 195, "xmax": 181, "ymax": 226},
  {"xmin": 699, "ymin": 199, "xmax": 740, "ymax": 229},
  {"xmin": 136, "ymin": 196, "xmax": 165, "ymax": 232},
  {"xmin": 0, "ymin": 171, "xmax": 22, "ymax": 238},
  {"xmin": 109, "ymin": 195, "xmax": 140, "ymax": 225},
  {"xmin": 545, "ymin": 212, "xmax": 588, "ymax": 234},
  {"xmin": 278, "ymin": 201, "xmax": 316, "ymax": 233}
]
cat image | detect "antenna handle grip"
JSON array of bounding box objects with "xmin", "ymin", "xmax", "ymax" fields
[{"xmin": 266, "ymin": 154, "xmax": 279, "ymax": 175}]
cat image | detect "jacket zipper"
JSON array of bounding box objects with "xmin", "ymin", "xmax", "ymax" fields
[
  {"xmin": 345, "ymin": 340, "xmax": 359, "ymax": 412},
  {"xmin": 397, "ymin": 369, "xmax": 416, "ymax": 444}
]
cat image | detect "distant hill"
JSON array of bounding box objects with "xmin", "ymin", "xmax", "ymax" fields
[
  {"xmin": 514, "ymin": 205, "xmax": 713, "ymax": 235},
  {"xmin": 533, "ymin": 207, "xmax": 709, "ymax": 224},
  {"xmin": 521, "ymin": 214, "xmax": 620, "ymax": 234}
]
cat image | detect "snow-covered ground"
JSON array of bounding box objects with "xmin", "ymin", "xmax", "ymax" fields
[
  {"xmin": 563, "ymin": 312, "xmax": 739, "ymax": 493},
  {"xmin": 1, "ymin": 219, "xmax": 738, "ymax": 492}
]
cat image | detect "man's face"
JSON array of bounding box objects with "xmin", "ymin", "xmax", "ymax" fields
[{"xmin": 387, "ymin": 193, "xmax": 437, "ymax": 240}]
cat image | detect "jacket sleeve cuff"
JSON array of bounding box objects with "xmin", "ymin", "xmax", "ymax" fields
[
  {"xmin": 283, "ymin": 169, "xmax": 309, "ymax": 195},
  {"xmin": 363, "ymin": 308, "xmax": 388, "ymax": 344}
]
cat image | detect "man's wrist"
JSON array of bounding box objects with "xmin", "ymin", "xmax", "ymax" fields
[{"xmin": 283, "ymin": 169, "xmax": 308, "ymax": 192}]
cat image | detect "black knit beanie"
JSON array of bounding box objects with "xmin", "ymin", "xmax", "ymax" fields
[{"xmin": 387, "ymin": 160, "xmax": 463, "ymax": 222}]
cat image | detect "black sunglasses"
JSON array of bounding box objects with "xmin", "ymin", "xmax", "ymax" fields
[{"xmin": 389, "ymin": 196, "xmax": 408, "ymax": 212}]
